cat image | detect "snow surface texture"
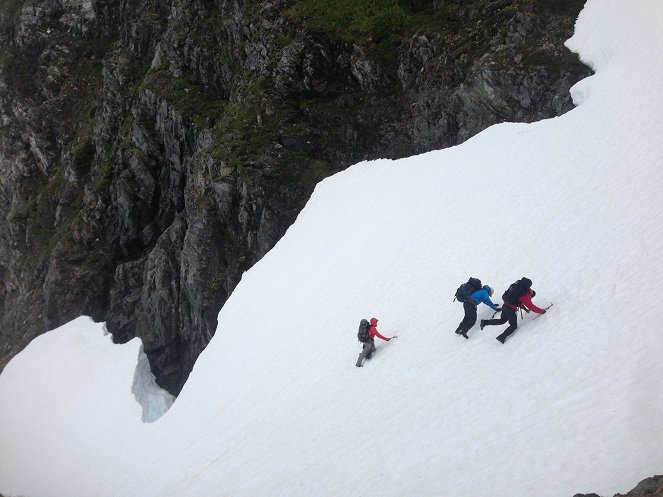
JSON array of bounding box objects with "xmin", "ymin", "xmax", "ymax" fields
[{"xmin": 2, "ymin": 1, "xmax": 663, "ymax": 496}]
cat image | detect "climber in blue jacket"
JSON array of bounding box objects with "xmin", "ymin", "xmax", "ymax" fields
[{"xmin": 455, "ymin": 285, "xmax": 500, "ymax": 339}]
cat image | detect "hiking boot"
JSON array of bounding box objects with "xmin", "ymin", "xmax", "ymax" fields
[
  {"xmin": 356, "ymin": 363, "xmax": 363, "ymax": 367},
  {"xmin": 496, "ymin": 336, "xmax": 505, "ymax": 344},
  {"xmin": 454, "ymin": 328, "xmax": 463, "ymax": 335},
  {"xmin": 480, "ymin": 320, "xmax": 487, "ymax": 330},
  {"xmin": 461, "ymin": 331, "xmax": 469, "ymax": 339}
]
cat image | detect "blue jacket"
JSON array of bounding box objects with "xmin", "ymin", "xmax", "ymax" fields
[{"xmin": 470, "ymin": 285, "xmax": 499, "ymax": 311}]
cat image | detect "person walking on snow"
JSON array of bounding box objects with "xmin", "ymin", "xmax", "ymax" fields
[
  {"xmin": 455, "ymin": 285, "xmax": 501, "ymax": 339},
  {"xmin": 480, "ymin": 277, "xmax": 546, "ymax": 343},
  {"xmin": 356, "ymin": 318, "xmax": 394, "ymax": 367}
]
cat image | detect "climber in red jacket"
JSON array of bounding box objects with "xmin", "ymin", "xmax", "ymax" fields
[
  {"xmin": 480, "ymin": 277, "xmax": 546, "ymax": 343},
  {"xmin": 356, "ymin": 318, "xmax": 395, "ymax": 367}
]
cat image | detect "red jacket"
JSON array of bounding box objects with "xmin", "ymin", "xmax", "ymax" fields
[
  {"xmin": 368, "ymin": 317, "xmax": 389, "ymax": 341},
  {"xmin": 506, "ymin": 288, "xmax": 545, "ymax": 314}
]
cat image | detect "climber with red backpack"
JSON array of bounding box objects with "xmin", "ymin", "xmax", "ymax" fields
[
  {"xmin": 454, "ymin": 277, "xmax": 501, "ymax": 339},
  {"xmin": 480, "ymin": 277, "xmax": 546, "ymax": 343}
]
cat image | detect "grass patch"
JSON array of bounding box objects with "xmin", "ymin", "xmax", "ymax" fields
[
  {"xmin": 144, "ymin": 70, "xmax": 227, "ymax": 129},
  {"xmin": 287, "ymin": 0, "xmax": 417, "ymax": 73},
  {"xmin": 209, "ymin": 103, "xmax": 262, "ymax": 181},
  {"xmin": 287, "ymin": 0, "xmax": 585, "ymax": 79},
  {"xmin": 89, "ymin": 158, "xmax": 113, "ymax": 196},
  {"xmin": 290, "ymin": 0, "xmax": 410, "ymax": 41},
  {"xmin": 287, "ymin": 0, "xmax": 490, "ymax": 76},
  {"xmin": 11, "ymin": 167, "xmax": 84, "ymax": 260},
  {"xmin": 204, "ymin": 100, "xmax": 331, "ymax": 197},
  {"xmin": 521, "ymin": 47, "xmax": 589, "ymax": 79},
  {"xmin": 0, "ymin": 0, "xmax": 23, "ymax": 26},
  {"xmin": 72, "ymin": 137, "xmax": 96, "ymax": 177}
]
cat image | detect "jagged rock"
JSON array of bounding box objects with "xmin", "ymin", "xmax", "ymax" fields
[
  {"xmin": 617, "ymin": 476, "xmax": 663, "ymax": 497},
  {"xmin": 574, "ymin": 475, "xmax": 663, "ymax": 497}
]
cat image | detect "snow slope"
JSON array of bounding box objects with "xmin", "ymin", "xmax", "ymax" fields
[{"xmin": 2, "ymin": 1, "xmax": 663, "ymax": 496}]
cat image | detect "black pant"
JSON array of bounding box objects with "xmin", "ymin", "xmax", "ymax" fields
[
  {"xmin": 457, "ymin": 301, "xmax": 477, "ymax": 333},
  {"xmin": 482, "ymin": 305, "xmax": 518, "ymax": 340}
]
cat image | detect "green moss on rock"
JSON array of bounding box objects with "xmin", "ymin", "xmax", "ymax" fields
[{"xmin": 144, "ymin": 70, "xmax": 227, "ymax": 129}]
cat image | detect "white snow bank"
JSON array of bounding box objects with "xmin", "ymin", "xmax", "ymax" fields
[{"xmin": 0, "ymin": 317, "xmax": 173, "ymax": 496}]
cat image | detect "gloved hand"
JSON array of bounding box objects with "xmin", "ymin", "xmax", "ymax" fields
[
  {"xmin": 495, "ymin": 306, "xmax": 501, "ymax": 312},
  {"xmin": 541, "ymin": 309, "xmax": 546, "ymax": 314}
]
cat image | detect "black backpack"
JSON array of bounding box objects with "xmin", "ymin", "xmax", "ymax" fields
[
  {"xmin": 502, "ymin": 277, "xmax": 533, "ymax": 305},
  {"xmin": 455, "ymin": 277, "xmax": 482, "ymax": 303},
  {"xmin": 357, "ymin": 319, "xmax": 371, "ymax": 343}
]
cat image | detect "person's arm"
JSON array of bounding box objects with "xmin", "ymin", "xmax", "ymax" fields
[
  {"xmin": 519, "ymin": 291, "xmax": 545, "ymax": 314},
  {"xmin": 371, "ymin": 327, "xmax": 390, "ymax": 341},
  {"xmin": 474, "ymin": 289, "xmax": 499, "ymax": 311},
  {"xmin": 482, "ymin": 292, "xmax": 500, "ymax": 311}
]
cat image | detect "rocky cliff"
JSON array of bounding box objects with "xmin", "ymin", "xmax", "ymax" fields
[
  {"xmin": 575, "ymin": 476, "xmax": 663, "ymax": 497},
  {"xmin": 0, "ymin": 0, "xmax": 589, "ymax": 395}
]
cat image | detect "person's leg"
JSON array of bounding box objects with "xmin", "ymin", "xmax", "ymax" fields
[
  {"xmin": 481, "ymin": 307, "xmax": 508, "ymax": 328},
  {"xmin": 496, "ymin": 307, "xmax": 519, "ymax": 343},
  {"xmin": 356, "ymin": 342, "xmax": 373, "ymax": 367},
  {"xmin": 456, "ymin": 302, "xmax": 477, "ymax": 337},
  {"xmin": 365, "ymin": 342, "xmax": 376, "ymax": 360}
]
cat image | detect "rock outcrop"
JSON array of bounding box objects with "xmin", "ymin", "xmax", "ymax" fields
[{"xmin": 575, "ymin": 476, "xmax": 663, "ymax": 497}]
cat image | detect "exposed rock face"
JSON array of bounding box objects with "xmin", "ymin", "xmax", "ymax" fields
[
  {"xmin": 0, "ymin": 0, "xmax": 590, "ymax": 394},
  {"xmin": 574, "ymin": 476, "xmax": 663, "ymax": 497}
]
